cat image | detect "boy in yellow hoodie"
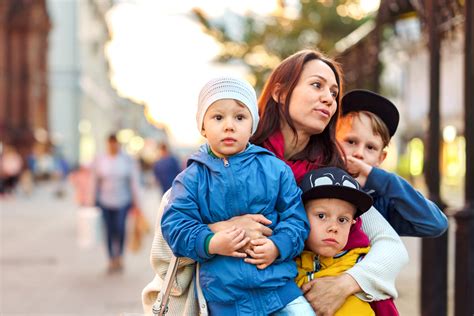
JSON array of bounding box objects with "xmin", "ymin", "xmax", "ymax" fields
[{"xmin": 296, "ymin": 167, "xmax": 377, "ymax": 316}]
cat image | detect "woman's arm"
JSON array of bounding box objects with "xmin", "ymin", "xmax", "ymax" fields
[{"xmin": 347, "ymin": 206, "xmax": 409, "ymax": 300}]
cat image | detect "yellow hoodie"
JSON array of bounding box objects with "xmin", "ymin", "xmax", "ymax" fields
[{"xmin": 295, "ymin": 248, "xmax": 374, "ymax": 316}]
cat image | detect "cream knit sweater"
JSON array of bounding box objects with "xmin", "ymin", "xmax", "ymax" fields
[
  {"xmin": 141, "ymin": 190, "xmax": 198, "ymax": 316},
  {"xmin": 142, "ymin": 193, "xmax": 408, "ymax": 314}
]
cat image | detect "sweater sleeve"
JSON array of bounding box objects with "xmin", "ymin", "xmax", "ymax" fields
[
  {"xmin": 345, "ymin": 207, "xmax": 409, "ymax": 301},
  {"xmin": 269, "ymin": 165, "xmax": 310, "ymax": 262},
  {"xmin": 160, "ymin": 167, "xmax": 214, "ymax": 262},
  {"xmin": 365, "ymin": 167, "xmax": 448, "ymax": 237},
  {"xmin": 143, "ymin": 189, "xmax": 198, "ymax": 315}
]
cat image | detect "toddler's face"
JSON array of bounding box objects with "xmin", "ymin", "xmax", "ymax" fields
[
  {"xmin": 202, "ymin": 99, "xmax": 253, "ymax": 158},
  {"xmin": 304, "ymin": 198, "xmax": 356, "ymax": 258},
  {"xmin": 337, "ymin": 114, "xmax": 386, "ymax": 167}
]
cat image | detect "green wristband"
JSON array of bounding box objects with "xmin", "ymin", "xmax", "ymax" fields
[{"xmin": 205, "ymin": 233, "xmax": 214, "ymax": 256}]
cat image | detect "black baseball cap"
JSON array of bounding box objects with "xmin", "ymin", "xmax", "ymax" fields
[
  {"xmin": 300, "ymin": 167, "xmax": 373, "ymax": 218},
  {"xmin": 341, "ymin": 89, "xmax": 400, "ymax": 137}
]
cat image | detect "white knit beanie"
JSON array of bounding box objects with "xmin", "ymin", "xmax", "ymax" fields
[{"xmin": 196, "ymin": 77, "xmax": 259, "ymax": 135}]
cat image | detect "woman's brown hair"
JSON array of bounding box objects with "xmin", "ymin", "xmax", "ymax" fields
[{"xmin": 251, "ymin": 49, "xmax": 345, "ymax": 168}]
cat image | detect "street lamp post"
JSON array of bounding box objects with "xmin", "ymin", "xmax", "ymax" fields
[
  {"xmin": 454, "ymin": 0, "xmax": 474, "ymax": 314},
  {"xmin": 421, "ymin": 1, "xmax": 448, "ymax": 315}
]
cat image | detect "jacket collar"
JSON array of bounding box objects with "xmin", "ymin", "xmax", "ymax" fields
[{"xmin": 187, "ymin": 143, "xmax": 274, "ymax": 170}]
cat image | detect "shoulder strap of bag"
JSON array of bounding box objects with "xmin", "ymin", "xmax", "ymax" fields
[
  {"xmin": 196, "ymin": 263, "xmax": 208, "ymax": 316},
  {"xmin": 152, "ymin": 255, "xmax": 179, "ymax": 316}
]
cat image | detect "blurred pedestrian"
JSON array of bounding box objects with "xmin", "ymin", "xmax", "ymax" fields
[
  {"xmin": 0, "ymin": 144, "xmax": 23, "ymax": 197},
  {"xmin": 52, "ymin": 150, "xmax": 70, "ymax": 198},
  {"xmin": 28, "ymin": 142, "xmax": 56, "ymax": 181},
  {"xmin": 91, "ymin": 133, "xmax": 142, "ymax": 274},
  {"xmin": 152, "ymin": 143, "xmax": 182, "ymax": 194}
]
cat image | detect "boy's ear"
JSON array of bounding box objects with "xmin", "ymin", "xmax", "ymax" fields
[
  {"xmin": 376, "ymin": 150, "xmax": 388, "ymax": 166},
  {"xmin": 201, "ymin": 128, "xmax": 206, "ymax": 137}
]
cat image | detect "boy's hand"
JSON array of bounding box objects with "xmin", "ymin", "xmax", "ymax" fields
[
  {"xmin": 244, "ymin": 238, "xmax": 279, "ymax": 269},
  {"xmin": 239, "ymin": 230, "xmax": 266, "ymax": 253},
  {"xmin": 208, "ymin": 226, "xmax": 249, "ymax": 258},
  {"xmin": 346, "ymin": 156, "xmax": 372, "ymax": 187}
]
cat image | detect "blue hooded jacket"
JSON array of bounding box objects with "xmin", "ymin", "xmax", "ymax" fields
[{"xmin": 161, "ymin": 144, "xmax": 310, "ymax": 315}]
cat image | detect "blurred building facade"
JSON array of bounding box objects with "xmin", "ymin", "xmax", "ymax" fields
[
  {"xmin": 0, "ymin": 0, "xmax": 50, "ymax": 159},
  {"xmin": 47, "ymin": 0, "xmax": 165, "ymax": 166}
]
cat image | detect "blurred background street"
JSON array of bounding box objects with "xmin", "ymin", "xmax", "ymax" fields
[{"xmin": 1, "ymin": 181, "xmax": 159, "ymax": 316}]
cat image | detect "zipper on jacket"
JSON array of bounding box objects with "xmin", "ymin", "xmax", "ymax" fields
[
  {"xmin": 222, "ymin": 157, "xmax": 230, "ymax": 167},
  {"xmin": 314, "ymin": 255, "xmax": 321, "ymax": 272}
]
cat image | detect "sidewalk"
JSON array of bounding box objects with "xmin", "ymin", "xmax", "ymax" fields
[{"xmin": 1, "ymin": 182, "xmax": 160, "ymax": 316}]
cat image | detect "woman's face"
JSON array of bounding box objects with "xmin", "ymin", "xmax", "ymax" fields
[{"xmin": 286, "ymin": 59, "xmax": 339, "ymax": 136}]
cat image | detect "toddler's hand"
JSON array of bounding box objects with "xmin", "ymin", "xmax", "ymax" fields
[
  {"xmin": 239, "ymin": 230, "xmax": 265, "ymax": 253},
  {"xmin": 208, "ymin": 226, "xmax": 249, "ymax": 258},
  {"xmin": 244, "ymin": 238, "xmax": 279, "ymax": 269},
  {"xmin": 346, "ymin": 156, "xmax": 372, "ymax": 187}
]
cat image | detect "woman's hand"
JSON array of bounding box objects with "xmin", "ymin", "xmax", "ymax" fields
[
  {"xmin": 208, "ymin": 214, "xmax": 273, "ymax": 238},
  {"xmin": 301, "ymin": 273, "xmax": 361, "ymax": 316}
]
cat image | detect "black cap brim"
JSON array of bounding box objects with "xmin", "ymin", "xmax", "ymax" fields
[
  {"xmin": 302, "ymin": 185, "xmax": 373, "ymax": 218},
  {"xmin": 342, "ymin": 89, "xmax": 399, "ymax": 137}
]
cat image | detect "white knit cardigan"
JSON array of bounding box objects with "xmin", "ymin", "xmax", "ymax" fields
[{"xmin": 141, "ymin": 190, "xmax": 199, "ymax": 316}]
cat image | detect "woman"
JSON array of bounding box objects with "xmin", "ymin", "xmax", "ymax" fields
[
  {"xmin": 142, "ymin": 50, "xmax": 408, "ymax": 315},
  {"xmin": 92, "ymin": 134, "xmax": 141, "ymax": 273}
]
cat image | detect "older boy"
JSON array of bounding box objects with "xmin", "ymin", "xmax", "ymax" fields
[{"xmin": 337, "ymin": 89, "xmax": 448, "ymax": 237}]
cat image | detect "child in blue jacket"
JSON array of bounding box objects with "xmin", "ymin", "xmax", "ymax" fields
[
  {"xmin": 337, "ymin": 89, "xmax": 448, "ymax": 237},
  {"xmin": 161, "ymin": 77, "xmax": 312, "ymax": 316}
]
